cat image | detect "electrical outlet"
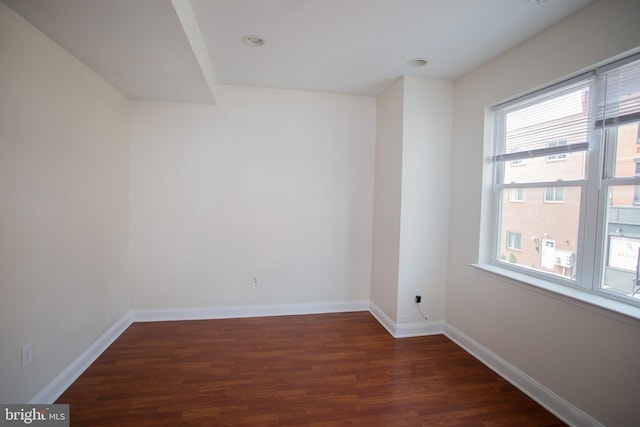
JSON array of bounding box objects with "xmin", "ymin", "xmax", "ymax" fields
[
  {"xmin": 21, "ymin": 343, "xmax": 33, "ymax": 368},
  {"xmin": 415, "ymin": 295, "xmax": 422, "ymax": 303},
  {"xmin": 251, "ymin": 274, "xmax": 260, "ymax": 286}
]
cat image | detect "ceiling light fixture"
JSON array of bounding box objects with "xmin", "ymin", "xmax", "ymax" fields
[
  {"xmin": 242, "ymin": 35, "xmax": 265, "ymax": 47},
  {"xmin": 406, "ymin": 58, "xmax": 428, "ymax": 67}
]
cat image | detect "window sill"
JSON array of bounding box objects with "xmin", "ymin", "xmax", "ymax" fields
[{"xmin": 471, "ymin": 263, "xmax": 640, "ymax": 326}]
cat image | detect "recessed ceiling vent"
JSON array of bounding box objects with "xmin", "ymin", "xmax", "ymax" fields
[
  {"xmin": 406, "ymin": 58, "xmax": 428, "ymax": 67},
  {"xmin": 242, "ymin": 35, "xmax": 265, "ymax": 47}
]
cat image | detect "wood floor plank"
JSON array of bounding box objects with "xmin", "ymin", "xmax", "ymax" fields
[{"xmin": 56, "ymin": 312, "xmax": 565, "ymax": 426}]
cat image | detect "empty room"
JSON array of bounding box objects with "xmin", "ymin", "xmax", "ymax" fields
[{"xmin": 1, "ymin": 0, "xmax": 639, "ymax": 425}]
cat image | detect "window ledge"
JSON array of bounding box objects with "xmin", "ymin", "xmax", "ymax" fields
[{"xmin": 471, "ymin": 263, "xmax": 640, "ymax": 326}]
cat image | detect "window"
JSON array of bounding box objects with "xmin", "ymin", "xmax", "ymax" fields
[
  {"xmin": 488, "ymin": 53, "xmax": 640, "ymax": 307},
  {"xmin": 509, "ymin": 187, "xmax": 525, "ymax": 202},
  {"xmin": 546, "ymin": 140, "xmax": 567, "ymax": 161},
  {"xmin": 506, "ymin": 231, "xmax": 523, "ymax": 250},
  {"xmin": 543, "ymin": 187, "xmax": 564, "ymax": 202}
]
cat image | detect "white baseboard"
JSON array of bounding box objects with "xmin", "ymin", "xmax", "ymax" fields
[
  {"xmin": 132, "ymin": 300, "xmax": 370, "ymax": 322},
  {"xmin": 30, "ymin": 312, "xmax": 133, "ymax": 404},
  {"xmin": 368, "ymin": 301, "xmax": 396, "ymax": 335},
  {"xmin": 394, "ymin": 320, "xmax": 444, "ymax": 338},
  {"xmin": 443, "ymin": 324, "xmax": 604, "ymax": 427},
  {"xmin": 368, "ymin": 301, "xmax": 444, "ymax": 338}
]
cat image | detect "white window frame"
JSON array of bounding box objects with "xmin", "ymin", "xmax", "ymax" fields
[{"xmin": 479, "ymin": 53, "xmax": 640, "ymax": 320}]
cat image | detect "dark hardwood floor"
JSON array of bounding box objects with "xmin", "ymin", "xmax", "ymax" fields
[{"xmin": 56, "ymin": 312, "xmax": 565, "ymax": 426}]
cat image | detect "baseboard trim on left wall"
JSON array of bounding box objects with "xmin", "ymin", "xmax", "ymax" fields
[{"xmin": 30, "ymin": 312, "xmax": 133, "ymax": 404}]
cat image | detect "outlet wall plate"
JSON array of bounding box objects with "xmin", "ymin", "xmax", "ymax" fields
[{"xmin": 21, "ymin": 343, "xmax": 33, "ymax": 368}]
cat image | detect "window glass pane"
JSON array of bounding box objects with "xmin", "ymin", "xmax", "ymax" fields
[
  {"xmin": 602, "ymin": 185, "xmax": 640, "ymax": 300},
  {"xmin": 497, "ymin": 187, "xmax": 580, "ymax": 280},
  {"xmin": 608, "ymin": 122, "xmax": 640, "ymax": 178},
  {"xmin": 503, "ymin": 152, "xmax": 586, "ymax": 183},
  {"xmin": 499, "ymin": 85, "xmax": 590, "ymax": 156},
  {"xmin": 597, "ymin": 58, "xmax": 640, "ymax": 125}
]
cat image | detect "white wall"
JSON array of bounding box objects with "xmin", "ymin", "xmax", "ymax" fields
[
  {"xmin": 447, "ymin": 0, "xmax": 640, "ymax": 425},
  {"xmin": 371, "ymin": 76, "xmax": 453, "ymax": 327},
  {"xmin": 370, "ymin": 78, "xmax": 404, "ymax": 321},
  {"xmin": 0, "ymin": 2, "xmax": 130, "ymax": 403},
  {"xmin": 129, "ymin": 86, "xmax": 375, "ymax": 310},
  {"xmin": 397, "ymin": 77, "xmax": 452, "ymax": 324}
]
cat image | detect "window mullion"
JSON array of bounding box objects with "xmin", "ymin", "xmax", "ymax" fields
[
  {"xmin": 497, "ymin": 180, "xmax": 585, "ymax": 189},
  {"xmin": 578, "ymin": 126, "xmax": 604, "ymax": 291},
  {"xmin": 601, "ymin": 177, "xmax": 640, "ymax": 186}
]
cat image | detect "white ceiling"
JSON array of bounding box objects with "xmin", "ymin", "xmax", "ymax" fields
[{"xmin": 3, "ymin": 0, "xmax": 593, "ymax": 103}]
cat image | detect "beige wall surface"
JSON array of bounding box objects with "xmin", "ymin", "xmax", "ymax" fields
[
  {"xmin": 397, "ymin": 77, "xmax": 452, "ymax": 324},
  {"xmin": 371, "ymin": 75, "xmax": 452, "ymax": 328},
  {"xmin": 370, "ymin": 78, "xmax": 404, "ymax": 320},
  {"xmin": 129, "ymin": 86, "xmax": 376, "ymax": 310},
  {"xmin": 0, "ymin": 3, "xmax": 130, "ymax": 403},
  {"xmin": 448, "ymin": 0, "xmax": 640, "ymax": 425}
]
